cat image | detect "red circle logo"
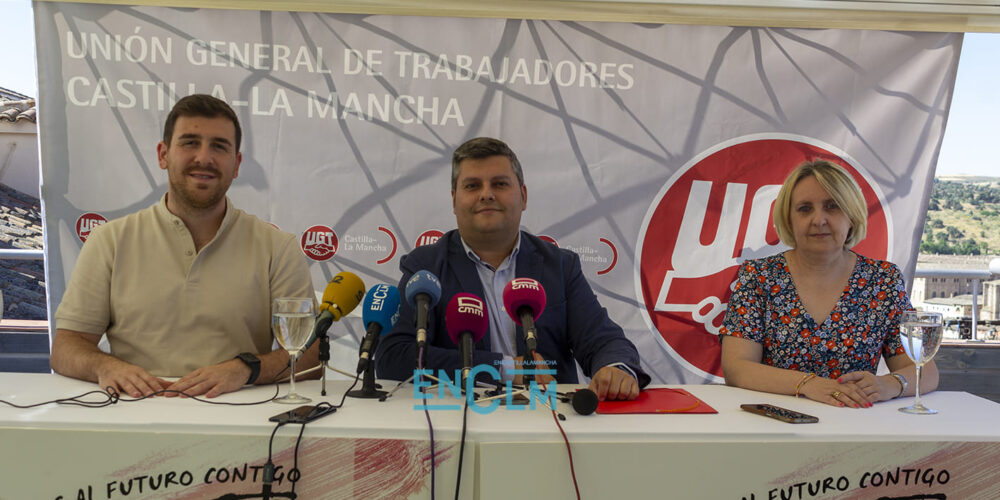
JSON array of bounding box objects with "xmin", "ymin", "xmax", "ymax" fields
[
  {"xmin": 301, "ymin": 225, "xmax": 338, "ymax": 261},
  {"xmin": 538, "ymin": 235, "xmax": 559, "ymax": 247},
  {"xmin": 75, "ymin": 213, "xmax": 108, "ymax": 243},
  {"xmin": 635, "ymin": 135, "xmax": 890, "ymax": 380},
  {"xmin": 415, "ymin": 230, "xmax": 444, "ymax": 247}
]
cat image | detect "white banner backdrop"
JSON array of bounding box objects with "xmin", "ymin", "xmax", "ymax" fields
[{"xmin": 35, "ymin": 2, "xmax": 960, "ymax": 383}]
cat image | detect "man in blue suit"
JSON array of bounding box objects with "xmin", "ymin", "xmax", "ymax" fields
[{"xmin": 376, "ymin": 137, "xmax": 648, "ymax": 400}]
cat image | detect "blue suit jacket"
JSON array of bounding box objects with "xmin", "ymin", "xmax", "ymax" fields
[{"xmin": 375, "ymin": 230, "xmax": 650, "ymax": 387}]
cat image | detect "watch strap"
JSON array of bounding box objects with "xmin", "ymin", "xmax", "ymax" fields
[{"xmin": 235, "ymin": 352, "xmax": 261, "ymax": 385}]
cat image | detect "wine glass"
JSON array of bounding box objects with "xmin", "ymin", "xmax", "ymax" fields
[
  {"xmin": 899, "ymin": 311, "xmax": 944, "ymax": 415},
  {"xmin": 272, "ymin": 297, "xmax": 315, "ymax": 404}
]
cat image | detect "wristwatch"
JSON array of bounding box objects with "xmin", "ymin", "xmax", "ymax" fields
[
  {"xmin": 235, "ymin": 352, "xmax": 261, "ymax": 385},
  {"xmin": 889, "ymin": 373, "xmax": 908, "ymax": 398}
]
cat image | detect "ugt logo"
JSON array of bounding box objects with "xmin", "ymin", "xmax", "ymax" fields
[
  {"xmin": 635, "ymin": 134, "xmax": 891, "ymax": 381},
  {"xmin": 75, "ymin": 213, "xmax": 108, "ymax": 243},
  {"xmin": 416, "ymin": 230, "xmax": 443, "ymax": 247},
  {"xmin": 301, "ymin": 225, "xmax": 338, "ymax": 261}
]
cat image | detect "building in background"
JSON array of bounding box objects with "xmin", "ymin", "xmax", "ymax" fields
[
  {"xmin": 0, "ymin": 86, "xmax": 45, "ymax": 321},
  {"xmin": 0, "ymin": 87, "xmax": 38, "ymax": 198},
  {"xmin": 922, "ymin": 294, "xmax": 983, "ymax": 320},
  {"xmin": 912, "ymin": 254, "xmax": 997, "ymax": 321},
  {"xmin": 983, "ymin": 279, "xmax": 1000, "ymax": 322}
]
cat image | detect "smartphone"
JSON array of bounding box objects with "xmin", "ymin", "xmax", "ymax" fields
[
  {"xmin": 269, "ymin": 405, "xmax": 337, "ymax": 424},
  {"xmin": 740, "ymin": 404, "xmax": 819, "ymax": 424}
]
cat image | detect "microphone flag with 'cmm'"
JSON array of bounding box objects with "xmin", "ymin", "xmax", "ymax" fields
[
  {"xmin": 405, "ymin": 270, "xmax": 442, "ymax": 351},
  {"xmin": 445, "ymin": 293, "xmax": 488, "ymax": 389},
  {"xmin": 298, "ymin": 271, "xmax": 365, "ymax": 359},
  {"xmin": 502, "ymin": 278, "xmax": 546, "ymax": 353},
  {"xmin": 357, "ymin": 284, "xmax": 401, "ymax": 374}
]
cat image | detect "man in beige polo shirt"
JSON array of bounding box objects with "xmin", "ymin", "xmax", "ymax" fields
[{"xmin": 51, "ymin": 94, "xmax": 317, "ymax": 398}]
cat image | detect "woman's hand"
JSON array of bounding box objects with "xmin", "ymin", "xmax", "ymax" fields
[
  {"xmin": 800, "ymin": 374, "xmax": 872, "ymax": 408},
  {"xmin": 838, "ymin": 370, "xmax": 900, "ymax": 403}
]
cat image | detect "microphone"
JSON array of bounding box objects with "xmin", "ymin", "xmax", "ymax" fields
[
  {"xmin": 557, "ymin": 389, "xmax": 599, "ymax": 416},
  {"xmin": 299, "ymin": 271, "xmax": 366, "ymax": 358},
  {"xmin": 357, "ymin": 284, "xmax": 401, "ymax": 374},
  {"xmin": 445, "ymin": 293, "xmax": 489, "ymax": 387},
  {"xmin": 502, "ymin": 278, "xmax": 546, "ymax": 353},
  {"xmin": 404, "ymin": 270, "xmax": 442, "ymax": 350},
  {"xmin": 571, "ymin": 389, "xmax": 599, "ymax": 416}
]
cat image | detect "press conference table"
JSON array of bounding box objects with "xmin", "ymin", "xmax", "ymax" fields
[{"xmin": 1, "ymin": 373, "xmax": 998, "ymax": 499}]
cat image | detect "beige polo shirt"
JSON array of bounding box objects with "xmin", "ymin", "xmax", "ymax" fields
[{"xmin": 55, "ymin": 196, "xmax": 314, "ymax": 377}]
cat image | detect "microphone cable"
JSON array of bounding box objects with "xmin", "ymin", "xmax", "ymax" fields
[
  {"xmin": 527, "ymin": 348, "xmax": 579, "ymax": 497},
  {"xmin": 118, "ymin": 363, "xmax": 295, "ymax": 405},
  {"xmin": 453, "ymin": 389, "xmax": 470, "ymax": 500},
  {"xmin": 0, "ymin": 360, "xmax": 331, "ymax": 410},
  {"xmin": 0, "ymin": 388, "xmax": 122, "ymax": 409},
  {"xmin": 263, "ymin": 371, "xmax": 362, "ymax": 499},
  {"xmin": 1, "ymin": 362, "xmax": 303, "ymax": 410},
  {"xmin": 417, "ymin": 346, "xmax": 436, "ymax": 500},
  {"xmin": 549, "ymin": 401, "xmax": 581, "ymax": 500}
]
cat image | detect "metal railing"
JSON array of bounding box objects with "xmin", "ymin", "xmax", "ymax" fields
[
  {"xmin": 0, "ymin": 249, "xmax": 43, "ymax": 260},
  {"xmin": 914, "ymin": 257, "xmax": 1000, "ymax": 341}
]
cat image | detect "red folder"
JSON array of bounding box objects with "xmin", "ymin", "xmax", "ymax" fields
[{"xmin": 596, "ymin": 388, "xmax": 717, "ymax": 414}]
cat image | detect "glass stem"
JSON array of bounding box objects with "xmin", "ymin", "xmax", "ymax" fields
[
  {"xmin": 914, "ymin": 364, "xmax": 922, "ymax": 407},
  {"xmin": 289, "ymin": 351, "xmax": 298, "ymax": 395}
]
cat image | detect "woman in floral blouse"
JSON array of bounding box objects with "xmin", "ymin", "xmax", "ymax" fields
[{"xmin": 720, "ymin": 160, "xmax": 937, "ymax": 408}]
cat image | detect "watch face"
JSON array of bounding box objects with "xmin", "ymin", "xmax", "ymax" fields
[
  {"xmin": 239, "ymin": 353, "xmax": 259, "ymax": 365},
  {"xmin": 237, "ymin": 353, "xmax": 261, "ymax": 384}
]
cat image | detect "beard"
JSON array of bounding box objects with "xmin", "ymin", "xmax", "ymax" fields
[{"xmin": 167, "ymin": 164, "xmax": 229, "ymax": 211}]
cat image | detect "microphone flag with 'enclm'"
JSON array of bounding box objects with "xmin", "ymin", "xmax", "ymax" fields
[
  {"xmin": 357, "ymin": 284, "xmax": 401, "ymax": 373},
  {"xmin": 502, "ymin": 278, "xmax": 546, "ymax": 353},
  {"xmin": 445, "ymin": 293, "xmax": 489, "ymax": 386},
  {"xmin": 405, "ymin": 270, "xmax": 442, "ymax": 349}
]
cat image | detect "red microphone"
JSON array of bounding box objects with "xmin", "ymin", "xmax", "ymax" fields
[
  {"xmin": 445, "ymin": 293, "xmax": 489, "ymax": 386},
  {"xmin": 502, "ymin": 278, "xmax": 546, "ymax": 353}
]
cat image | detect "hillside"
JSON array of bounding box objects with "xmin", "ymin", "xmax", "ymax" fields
[{"xmin": 921, "ymin": 176, "xmax": 1000, "ymax": 256}]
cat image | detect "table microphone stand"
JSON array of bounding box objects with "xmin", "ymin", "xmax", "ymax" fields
[
  {"xmin": 347, "ymin": 356, "xmax": 386, "ymax": 399},
  {"xmin": 319, "ymin": 330, "xmax": 331, "ymax": 396},
  {"xmin": 296, "ymin": 336, "xmax": 355, "ymax": 396}
]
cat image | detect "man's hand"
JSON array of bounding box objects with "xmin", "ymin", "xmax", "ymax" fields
[
  {"xmin": 589, "ymin": 365, "xmax": 639, "ymax": 401},
  {"xmin": 95, "ymin": 358, "xmax": 170, "ymax": 398},
  {"xmin": 165, "ymin": 359, "xmax": 251, "ymax": 398},
  {"xmin": 512, "ymin": 351, "xmax": 556, "ymax": 387},
  {"xmin": 50, "ymin": 328, "xmax": 169, "ymax": 398}
]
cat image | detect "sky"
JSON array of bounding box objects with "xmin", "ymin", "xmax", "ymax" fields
[{"xmin": 2, "ymin": 0, "xmax": 998, "ymax": 177}]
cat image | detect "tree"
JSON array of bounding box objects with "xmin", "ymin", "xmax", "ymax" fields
[{"xmin": 956, "ymin": 238, "xmax": 981, "ymax": 255}]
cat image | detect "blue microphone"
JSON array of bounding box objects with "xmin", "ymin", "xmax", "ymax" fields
[
  {"xmin": 357, "ymin": 284, "xmax": 401, "ymax": 374},
  {"xmin": 404, "ymin": 270, "xmax": 442, "ymax": 349}
]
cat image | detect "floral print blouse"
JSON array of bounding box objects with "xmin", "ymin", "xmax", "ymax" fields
[{"xmin": 720, "ymin": 252, "xmax": 909, "ymax": 378}]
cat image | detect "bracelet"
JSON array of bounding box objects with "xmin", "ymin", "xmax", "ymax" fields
[
  {"xmin": 889, "ymin": 373, "xmax": 908, "ymax": 398},
  {"xmin": 795, "ymin": 373, "xmax": 817, "ymax": 398}
]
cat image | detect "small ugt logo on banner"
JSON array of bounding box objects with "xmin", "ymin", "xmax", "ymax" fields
[
  {"xmin": 415, "ymin": 230, "xmax": 444, "ymax": 247},
  {"xmin": 75, "ymin": 213, "xmax": 108, "ymax": 243},
  {"xmin": 635, "ymin": 134, "xmax": 891, "ymax": 380},
  {"xmin": 301, "ymin": 225, "xmax": 338, "ymax": 262}
]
